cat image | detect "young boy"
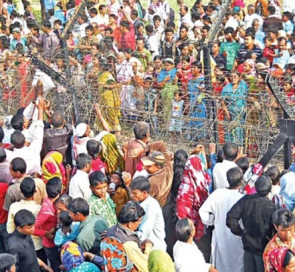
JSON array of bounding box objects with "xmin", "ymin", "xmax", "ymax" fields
[
  {"xmin": 33, "ymin": 177, "xmax": 62, "ymax": 272},
  {"xmin": 6, "ymin": 210, "xmax": 51, "ymax": 272},
  {"xmin": 89, "ymin": 171, "xmax": 117, "ymax": 227}
]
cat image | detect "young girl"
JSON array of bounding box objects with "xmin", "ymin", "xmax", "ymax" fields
[
  {"xmin": 169, "ymin": 91, "xmax": 184, "ymax": 140},
  {"xmin": 283, "ymin": 77, "xmax": 295, "ymax": 106},
  {"xmin": 108, "ymin": 172, "xmax": 129, "ymax": 216},
  {"xmin": 54, "ymin": 211, "xmax": 80, "ymax": 247},
  {"xmin": 87, "ymin": 139, "xmax": 107, "ymax": 174}
]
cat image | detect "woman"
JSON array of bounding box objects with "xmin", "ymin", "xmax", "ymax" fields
[
  {"xmin": 221, "ymin": 71, "xmax": 248, "ymax": 146},
  {"xmin": 42, "ymin": 151, "xmax": 70, "ymax": 193},
  {"xmin": 267, "ymin": 248, "xmax": 295, "ymax": 272},
  {"xmin": 165, "ymin": 149, "xmax": 188, "ymax": 256},
  {"xmin": 95, "ymin": 60, "xmax": 121, "ymax": 132},
  {"xmin": 115, "ymin": 52, "xmax": 136, "ymax": 113},
  {"xmin": 187, "ymin": 61, "xmax": 206, "ymax": 140},
  {"xmin": 176, "ymin": 154, "xmax": 211, "ymax": 241},
  {"xmin": 61, "ymin": 242, "xmax": 100, "ymax": 272},
  {"xmin": 87, "ymin": 139, "xmax": 106, "ymax": 174},
  {"xmin": 148, "ymin": 250, "xmax": 175, "ymax": 272},
  {"xmin": 173, "ymin": 218, "xmax": 217, "ymax": 272},
  {"xmin": 157, "ymin": 58, "xmax": 178, "ymax": 122}
]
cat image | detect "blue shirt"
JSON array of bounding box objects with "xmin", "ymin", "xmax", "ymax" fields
[
  {"xmin": 10, "ymin": 37, "xmax": 27, "ymax": 51},
  {"xmin": 157, "ymin": 68, "xmax": 177, "ymax": 83}
]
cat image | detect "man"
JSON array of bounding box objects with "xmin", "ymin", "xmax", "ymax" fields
[
  {"xmin": 106, "ymin": 201, "xmax": 152, "ymax": 272},
  {"xmin": 0, "ymin": 147, "xmax": 12, "ymax": 184},
  {"xmin": 125, "ymin": 122, "xmax": 162, "ymax": 177},
  {"xmin": 6, "ymin": 210, "xmax": 52, "ymax": 272},
  {"xmin": 78, "ymin": 25, "xmax": 98, "ymax": 57},
  {"xmin": 3, "ymin": 158, "xmax": 47, "ymax": 212},
  {"xmin": 6, "ymin": 177, "xmax": 43, "ymax": 262},
  {"xmin": 135, "ymin": 37, "xmax": 152, "ymax": 70},
  {"xmin": 140, "ymin": 143, "xmax": 173, "ymax": 207},
  {"xmin": 263, "ymin": 6, "xmax": 283, "ymax": 33},
  {"xmin": 68, "ymin": 198, "xmax": 108, "ymax": 255},
  {"xmin": 226, "ymin": 175, "xmax": 278, "ymax": 272},
  {"xmin": 10, "ymin": 27, "xmax": 27, "ymax": 51},
  {"xmin": 176, "ymin": 25, "xmax": 190, "ymax": 49},
  {"xmin": 160, "ymin": 27, "xmax": 179, "ymax": 62},
  {"xmin": 179, "ymin": 5, "xmax": 193, "ymax": 30},
  {"xmin": 211, "ymin": 41, "xmax": 226, "ymax": 70},
  {"xmin": 244, "ymin": 4, "xmax": 263, "ymax": 29},
  {"xmin": 130, "ymin": 176, "xmax": 166, "ymax": 251},
  {"xmin": 96, "ymin": 5, "xmax": 109, "ymax": 27},
  {"xmin": 220, "ymin": 27, "xmax": 240, "ymax": 71},
  {"xmin": 0, "ymin": 253, "xmax": 16, "ymax": 272},
  {"xmin": 199, "ymin": 167, "xmax": 244, "ymax": 272},
  {"xmin": 263, "ymin": 209, "xmax": 295, "ymax": 272},
  {"xmin": 117, "ymin": 20, "xmax": 136, "ymax": 51},
  {"xmin": 41, "ymin": 21, "xmax": 60, "ymax": 59},
  {"xmin": 234, "ymin": 33, "xmax": 262, "ymax": 67},
  {"xmin": 272, "ymin": 37, "xmax": 290, "ymax": 70},
  {"xmin": 213, "ymin": 141, "xmax": 238, "ymax": 190},
  {"xmin": 5, "ymin": 97, "xmax": 45, "ymax": 174},
  {"xmin": 43, "ymin": 111, "xmax": 73, "ymax": 164},
  {"xmin": 69, "ymin": 154, "xmax": 92, "ymax": 201}
]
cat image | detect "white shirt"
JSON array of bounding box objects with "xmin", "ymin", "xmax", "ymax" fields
[
  {"xmin": 213, "ymin": 160, "xmax": 237, "ymax": 190},
  {"xmin": 5, "ymin": 120, "xmax": 44, "ymax": 174},
  {"xmin": 69, "ymin": 170, "xmax": 92, "ymax": 201},
  {"xmin": 244, "ymin": 13, "xmax": 263, "ymax": 29},
  {"xmin": 7, "ymin": 199, "xmax": 42, "ymax": 250},
  {"xmin": 137, "ymin": 196, "xmax": 166, "ymax": 251},
  {"xmin": 180, "ymin": 13, "xmax": 193, "ymax": 29},
  {"xmin": 199, "ymin": 188, "xmax": 244, "ymax": 272},
  {"xmin": 173, "ymin": 240, "xmax": 211, "ymax": 272}
]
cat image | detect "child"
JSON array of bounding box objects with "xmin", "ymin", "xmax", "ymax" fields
[
  {"xmin": 169, "ymin": 91, "xmax": 184, "ymax": 140},
  {"xmin": 87, "ymin": 139, "xmax": 106, "ymax": 174},
  {"xmin": 263, "ymin": 36, "xmax": 276, "ymax": 64},
  {"xmin": 89, "ymin": 171, "xmax": 117, "ymax": 227},
  {"xmin": 54, "ymin": 211, "xmax": 80, "ymax": 247},
  {"xmin": 109, "ymin": 172, "xmax": 129, "ymax": 216},
  {"xmin": 6, "ymin": 210, "xmax": 51, "ymax": 272},
  {"xmin": 283, "ymin": 78, "xmax": 295, "ymax": 106}
]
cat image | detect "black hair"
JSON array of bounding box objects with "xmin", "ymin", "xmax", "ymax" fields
[
  {"xmin": 51, "ymin": 111, "xmax": 65, "ymax": 128},
  {"xmin": 68, "ymin": 198, "xmax": 89, "ymax": 216},
  {"xmin": 89, "ymin": 7, "xmax": 98, "ymax": 14},
  {"xmin": 153, "ymin": 55, "xmax": 163, "ymax": 61},
  {"xmin": 265, "ymin": 166, "xmax": 280, "ymax": 185},
  {"xmin": 43, "ymin": 20, "xmax": 51, "ymax": 28},
  {"xmin": 10, "ymin": 157, "xmax": 26, "ymax": 173},
  {"xmin": 272, "ymin": 209, "xmax": 295, "ymax": 228},
  {"xmin": 180, "ymin": 25, "xmax": 189, "ymax": 32},
  {"xmin": 89, "ymin": 171, "xmax": 108, "ymax": 187},
  {"xmin": 236, "ymin": 157, "xmax": 249, "ymax": 174},
  {"xmin": 46, "ymin": 177, "xmax": 62, "ymax": 198},
  {"xmin": 175, "ymin": 218, "xmax": 194, "ymax": 242},
  {"xmin": 153, "ymin": 15, "xmax": 161, "ymax": 22},
  {"xmin": 79, "ymin": 14, "xmax": 88, "ymax": 23},
  {"xmin": 224, "ymin": 27, "xmax": 234, "ymax": 34},
  {"xmin": 85, "ymin": 25, "xmax": 94, "ymax": 32},
  {"xmin": 56, "ymin": 194, "xmax": 72, "ymax": 208},
  {"xmin": 0, "ymin": 147, "xmax": 6, "ymax": 163},
  {"xmin": 120, "ymin": 20, "xmax": 130, "ymax": 30},
  {"xmin": 76, "ymin": 153, "xmax": 92, "ymax": 170},
  {"xmin": 223, "ymin": 142, "xmax": 238, "ymax": 161},
  {"xmin": 0, "ymin": 126, "xmax": 4, "ymax": 142},
  {"xmin": 278, "ymin": 36, "xmax": 287, "ymax": 44},
  {"xmin": 20, "ymin": 177, "xmax": 35, "ymax": 198},
  {"xmin": 227, "ymin": 167, "xmax": 243, "ymax": 188},
  {"xmin": 105, "ymin": 27, "xmax": 113, "ymax": 34},
  {"xmin": 11, "ymin": 114, "xmax": 24, "ymax": 131},
  {"xmin": 87, "ymin": 139, "xmax": 100, "ymax": 159},
  {"xmin": 118, "ymin": 201, "xmax": 145, "ymax": 224},
  {"xmin": 283, "ymin": 250, "xmax": 295, "ymax": 268},
  {"xmin": 99, "ymin": 4, "xmax": 106, "ymax": 10},
  {"xmin": 130, "ymin": 176, "xmax": 150, "ymax": 193},
  {"xmin": 181, "ymin": 55, "xmax": 190, "ymax": 63},
  {"xmin": 283, "ymin": 11, "xmax": 293, "ymax": 20},
  {"xmin": 267, "ymin": 6, "xmax": 276, "ymax": 15},
  {"xmin": 170, "ymin": 149, "xmax": 188, "ymax": 202},
  {"xmin": 145, "ymin": 25, "xmax": 154, "ymax": 33},
  {"xmin": 191, "ymin": 61, "xmax": 202, "ymax": 69},
  {"xmin": 131, "ymin": 9, "xmax": 138, "ymax": 17},
  {"xmin": 59, "ymin": 211, "xmax": 73, "ymax": 227},
  {"xmin": 134, "ymin": 122, "xmax": 149, "ymax": 140},
  {"xmin": 14, "ymin": 209, "xmax": 35, "ymax": 227},
  {"xmin": 0, "ymin": 253, "xmax": 16, "ymax": 272},
  {"xmin": 255, "ymin": 175, "xmax": 272, "ymax": 196}
]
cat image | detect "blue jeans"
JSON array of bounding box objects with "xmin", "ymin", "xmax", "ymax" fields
[{"xmin": 0, "ymin": 223, "xmax": 8, "ymax": 253}]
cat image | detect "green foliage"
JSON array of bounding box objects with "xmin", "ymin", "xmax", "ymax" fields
[{"xmin": 32, "ymin": 8, "xmax": 42, "ymax": 25}]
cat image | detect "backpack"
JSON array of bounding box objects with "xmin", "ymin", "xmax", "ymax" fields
[{"xmin": 100, "ymin": 236, "xmax": 137, "ymax": 272}]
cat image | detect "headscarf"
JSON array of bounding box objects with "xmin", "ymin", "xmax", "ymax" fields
[
  {"xmin": 95, "ymin": 132, "xmax": 125, "ymax": 173},
  {"xmin": 42, "ymin": 151, "xmax": 67, "ymax": 191},
  {"xmin": 148, "ymin": 250, "xmax": 175, "ymax": 272},
  {"xmin": 268, "ymin": 247, "xmax": 290, "ymax": 272},
  {"xmin": 61, "ymin": 242, "xmax": 84, "ymax": 271}
]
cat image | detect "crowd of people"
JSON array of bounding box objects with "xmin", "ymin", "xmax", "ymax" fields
[{"xmin": 0, "ymin": 0, "xmax": 295, "ymax": 271}]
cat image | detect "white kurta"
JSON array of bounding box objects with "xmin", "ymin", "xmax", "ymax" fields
[{"xmin": 199, "ymin": 188, "xmax": 244, "ymax": 272}]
